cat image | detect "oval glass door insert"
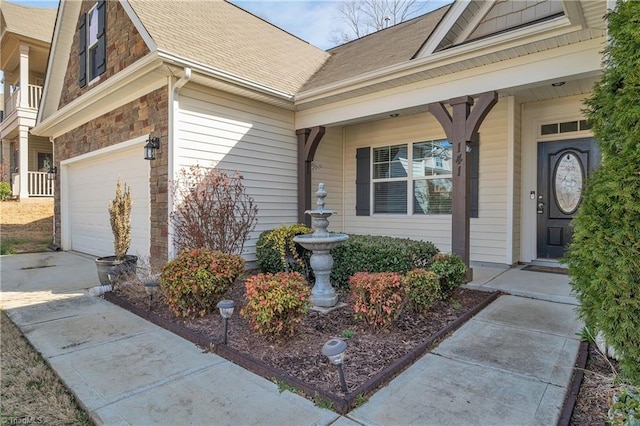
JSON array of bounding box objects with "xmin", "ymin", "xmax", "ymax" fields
[{"xmin": 554, "ymin": 152, "xmax": 584, "ymax": 214}]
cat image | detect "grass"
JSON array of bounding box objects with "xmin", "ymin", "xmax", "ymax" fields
[
  {"xmin": 0, "ymin": 310, "xmax": 94, "ymax": 425},
  {"xmin": 0, "ymin": 238, "xmax": 25, "ymax": 255}
]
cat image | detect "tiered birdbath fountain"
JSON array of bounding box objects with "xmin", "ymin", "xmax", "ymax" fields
[{"xmin": 294, "ymin": 183, "xmax": 349, "ymax": 308}]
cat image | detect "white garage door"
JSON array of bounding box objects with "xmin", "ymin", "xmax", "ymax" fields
[{"xmin": 65, "ymin": 146, "xmax": 150, "ymax": 259}]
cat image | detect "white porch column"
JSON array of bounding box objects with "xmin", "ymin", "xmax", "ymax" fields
[
  {"xmin": 19, "ymin": 44, "xmax": 29, "ymax": 108},
  {"xmin": 2, "ymin": 71, "xmax": 11, "ymax": 112},
  {"xmin": 18, "ymin": 125, "xmax": 29, "ymax": 199}
]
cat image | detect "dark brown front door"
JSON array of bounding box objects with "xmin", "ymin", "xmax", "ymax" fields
[{"xmin": 536, "ymin": 138, "xmax": 599, "ymax": 259}]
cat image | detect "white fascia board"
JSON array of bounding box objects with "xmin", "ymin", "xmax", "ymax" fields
[
  {"xmin": 296, "ymin": 16, "xmax": 577, "ymax": 105},
  {"xmin": 156, "ymin": 50, "xmax": 295, "ymax": 103},
  {"xmin": 32, "ymin": 52, "xmax": 166, "ymax": 138},
  {"xmin": 119, "ymin": 0, "xmax": 157, "ymax": 52},
  {"xmin": 453, "ymin": 1, "xmax": 496, "ymax": 45},
  {"xmin": 37, "ymin": 0, "xmax": 81, "ymax": 124},
  {"xmin": 561, "ymin": 0, "xmax": 587, "ymax": 28},
  {"xmin": 416, "ymin": 1, "xmax": 471, "ymax": 57},
  {"xmin": 295, "ymin": 38, "xmax": 603, "ymax": 129}
]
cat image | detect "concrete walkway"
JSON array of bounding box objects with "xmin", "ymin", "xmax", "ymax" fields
[{"xmin": 0, "ymin": 252, "xmax": 582, "ymax": 426}]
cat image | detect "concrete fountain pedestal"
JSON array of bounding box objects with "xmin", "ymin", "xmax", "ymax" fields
[{"xmin": 293, "ymin": 183, "xmax": 349, "ymax": 309}]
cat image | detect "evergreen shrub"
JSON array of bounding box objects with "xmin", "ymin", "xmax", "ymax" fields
[
  {"xmin": 241, "ymin": 271, "xmax": 311, "ymax": 337},
  {"xmin": 566, "ymin": 0, "xmax": 640, "ymax": 384},
  {"xmin": 403, "ymin": 269, "xmax": 442, "ymax": 313},
  {"xmin": 0, "ymin": 182, "xmax": 12, "ymax": 200},
  {"xmin": 331, "ymin": 235, "xmax": 439, "ymax": 288},
  {"xmin": 160, "ymin": 248, "xmax": 244, "ymax": 318},
  {"xmin": 430, "ymin": 253, "xmax": 467, "ymax": 296},
  {"xmin": 256, "ymin": 224, "xmax": 312, "ymax": 275}
]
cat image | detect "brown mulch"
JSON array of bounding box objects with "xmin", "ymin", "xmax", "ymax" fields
[
  {"xmin": 112, "ymin": 276, "xmax": 616, "ymax": 419},
  {"xmin": 569, "ymin": 344, "xmax": 618, "ymax": 425},
  {"xmin": 113, "ymin": 277, "xmax": 491, "ymax": 398}
]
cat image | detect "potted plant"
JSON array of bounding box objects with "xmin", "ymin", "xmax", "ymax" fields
[{"xmin": 95, "ymin": 178, "xmax": 138, "ymax": 285}]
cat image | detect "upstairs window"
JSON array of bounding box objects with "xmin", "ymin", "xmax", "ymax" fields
[{"xmin": 79, "ymin": 0, "xmax": 106, "ymax": 87}]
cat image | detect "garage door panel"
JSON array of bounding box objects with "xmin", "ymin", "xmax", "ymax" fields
[{"xmin": 67, "ymin": 147, "xmax": 150, "ymax": 259}]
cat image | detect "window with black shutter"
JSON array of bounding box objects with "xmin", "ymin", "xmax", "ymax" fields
[{"xmin": 79, "ymin": 0, "xmax": 106, "ymax": 87}]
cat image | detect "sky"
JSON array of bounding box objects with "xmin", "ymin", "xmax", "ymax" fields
[{"xmin": 8, "ymin": 0, "xmax": 448, "ymax": 51}]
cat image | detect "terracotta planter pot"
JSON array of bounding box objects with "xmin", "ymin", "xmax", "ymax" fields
[{"xmin": 95, "ymin": 255, "xmax": 138, "ymax": 286}]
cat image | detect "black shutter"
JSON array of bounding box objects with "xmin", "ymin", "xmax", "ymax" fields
[
  {"xmin": 95, "ymin": 0, "xmax": 107, "ymax": 76},
  {"xmin": 470, "ymin": 137, "xmax": 479, "ymax": 218},
  {"xmin": 78, "ymin": 15, "xmax": 87, "ymax": 87},
  {"xmin": 356, "ymin": 147, "xmax": 371, "ymax": 216}
]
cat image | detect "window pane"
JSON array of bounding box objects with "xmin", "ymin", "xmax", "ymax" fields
[
  {"xmin": 88, "ymin": 7, "xmax": 99, "ymax": 46},
  {"xmin": 560, "ymin": 121, "xmax": 579, "ymax": 133},
  {"xmin": 89, "ymin": 45, "xmax": 99, "ymax": 80},
  {"xmin": 374, "ymin": 181, "xmax": 407, "ymax": 214},
  {"xmin": 579, "ymin": 120, "xmax": 592, "ymax": 130},
  {"xmin": 413, "ymin": 178, "xmax": 452, "ymax": 214},
  {"xmin": 373, "ymin": 163, "xmax": 389, "ymax": 179},
  {"xmin": 541, "ymin": 123, "xmax": 558, "ymax": 135},
  {"xmin": 413, "ymin": 140, "xmax": 452, "ymax": 177},
  {"xmin": 373, "ymin": 144, "xmax": 407, "ymax": 179}
]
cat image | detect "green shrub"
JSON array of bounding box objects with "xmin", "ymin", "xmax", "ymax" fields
[
  {"xmin": 403, "ymin": 269, "xmax": 442, "ymax": 313},
  {"xmin": 241, "ymin": 271, "xmax": 311, "ymax": 337},
  {"xmin": 256, "ymin": 224, "xmax": 312, "ymax": 275},
  {"xmin": 349, "ymin": 272, "xmax": 405, "ymax": 329},
  {"xmin": 0, "ymin": 182, "xmax": 12, "ymax": 200},
  {"xmin": 331, "ymin": 235, "xmax": 439, "ymax": 288},
  {"xmin": 566, "ymin": 0, "xmax": 640, "ymax": 384},
  {"xmin": 430, "ymin": 253, "xmax": 467, "ymax": 296},
  {"xmin": 609, "ymin": 386, "xmax": 640, "ymax": 426},
  {"xmin": 160, "ymin": 248, "xmax": 244, "ymax": 318}
]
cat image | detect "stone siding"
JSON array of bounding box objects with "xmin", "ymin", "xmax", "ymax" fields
[
  {"xmin": 52, "ymin": 87, "xmax": 169, "ymax": 264},
  {"xmin": 58, "ymin": 0, "xmax": 150, "ymax": 109}
]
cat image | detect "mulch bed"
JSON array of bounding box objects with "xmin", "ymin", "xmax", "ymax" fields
[
  {"xmin": 105, "ymin": 276, "xmax": 618, "ymax": 419},
  {"xmin": 105, "ymin": 278, "xmax": 498, "ymax": 413}
]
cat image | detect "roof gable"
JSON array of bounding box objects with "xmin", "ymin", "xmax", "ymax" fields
[
  {"xmin": 127, "ymin": 0, "xmax": 329, "ymax": 94},
  {"xmin": 302, "ymin": 4, "xmax": 450, "ymax": 92},
  {"xmin": 0, "ymin": 1, "xmax": 56, "ymax": 43}
]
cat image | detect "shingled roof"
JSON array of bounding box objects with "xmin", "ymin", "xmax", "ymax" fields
[
  {"xmin": 301, "ymin": 4, "xmax": 451, "ymax": 92},
  {"xmin": 1, "ymin": 1, "xmax": 57, "ymax": 44},
  {"xmin": 128, "ymin": 0, "xmax": 329, "ymax": 95}
]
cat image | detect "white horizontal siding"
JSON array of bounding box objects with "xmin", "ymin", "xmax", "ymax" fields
[
  {"xmin": 176, "ymin": 85, "xmax": 298, "ymax": 263},
  {"xmin": 342, "ymin": 99, "xmax": 511, "ymax": 264}
]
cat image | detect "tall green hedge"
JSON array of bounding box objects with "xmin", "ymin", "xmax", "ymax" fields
[{"xmin": 566, "ymin": 0, "xmax": 640, "ymax": 384}]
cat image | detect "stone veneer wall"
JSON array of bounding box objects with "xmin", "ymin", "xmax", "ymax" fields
[
  {"xmin": 52, "ymin": 87, "xmax": 169, "ymax": 264},
  {"xmin": 58, "ymin": 0, "xmax": 150, "ymax": 109}
]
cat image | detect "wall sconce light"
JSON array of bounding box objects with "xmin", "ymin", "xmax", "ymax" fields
[
  {"xmin": 217, "ymin": 300, "xmax": 235, "ymax": 344},
  {"xmin": 47, "ymin": 165, "xmax": 57, "ymax": 181},
  {"xmin": 322, "ymin": 338, "xmax": 348, "ymax": 392},
  {"xmin": 144, "ymin": 281, "xmax": 159, "ymax": 311},
  {"xmin": 144, "ymin": 136, "xmax": 160, "ymax": 160}
]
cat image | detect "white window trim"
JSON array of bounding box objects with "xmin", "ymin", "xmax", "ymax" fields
[
  {"xmin": 86, "ymin": 3, "xmax": 100, "ymax": 84},
  {"xmin": 371, "ymin": 140, "xmax": 453, "ymax": 216}
]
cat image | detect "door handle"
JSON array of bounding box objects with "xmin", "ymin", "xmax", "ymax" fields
[{"xmin": 537, "ymin": 202, "xmax": 544, "ymax": 214}]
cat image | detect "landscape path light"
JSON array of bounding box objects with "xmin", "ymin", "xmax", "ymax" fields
[
  {"xmin": 144, "ymin": 281, "xmax": 159, "ymax": 311},
  {"xmin": 217, "ymin": 300, "xmax": 235, "ymax": 344},
  {"xmin": 322, "ymin": 338, "xmax": 348, "ymax": 392}
]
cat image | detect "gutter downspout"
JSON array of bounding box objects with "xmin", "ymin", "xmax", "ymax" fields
[
  {"xmin": 48, "ymin": 136, "xmax": 61, "ymax": 252},
  {"xmin": 167, "ymin": 67, "xmax": 191, "ymax": 260}
]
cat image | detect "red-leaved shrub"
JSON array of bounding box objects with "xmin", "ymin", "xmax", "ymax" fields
[
  {"xmin": 160, "ymin": 248, "xmax": 244, "ymax": 318},
  {"xmin": 241, "ymin": 272, "xmax": 311, "ymax": 337},
  {"xmin": 349, "ymin": 272, "xmax": 406, "ymax": 329}
]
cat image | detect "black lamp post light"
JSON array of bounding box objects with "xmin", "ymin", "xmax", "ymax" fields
[
  {"xmin": 322, "ymin": 338, "xmax": 348, "ymax": 392},
  {"xmin": 144, "ymin": 281, "xmax": 159, "ymax": 311},
  {"xmin": 144, "ymin": 136, "xmax": 160, "ymax": 160},
  {"xmin": 217, "ymin": 299, "xmax": 235, "ymax": 344}
]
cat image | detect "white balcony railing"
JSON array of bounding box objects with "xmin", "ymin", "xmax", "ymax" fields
[
  {"xmin": 27, "ymin": 171, "xmax": 54, "ymax": 197},
  {"xmin": 3, "ymin": 84, "xmax": 43, "ymax": 118}
]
